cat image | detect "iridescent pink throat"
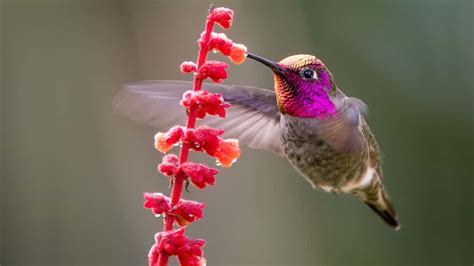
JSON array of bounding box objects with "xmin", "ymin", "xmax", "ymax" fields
[{"xmin": 273, "ymin": 69, "xmax": 336, "ymax": 119}]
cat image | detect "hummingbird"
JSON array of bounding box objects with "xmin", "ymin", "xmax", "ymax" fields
[{"xmin": 115, "ymin": 53, "xmax": 401, "ymax": 230}]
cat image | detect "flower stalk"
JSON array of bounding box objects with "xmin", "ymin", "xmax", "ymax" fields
[{"xmin": 145, "ymin": 5, "xmax": 247, "ymax": 266}]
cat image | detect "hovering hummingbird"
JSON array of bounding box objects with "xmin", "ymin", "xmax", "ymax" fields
[{"xmin": 115, "ymin": 53, "xmax": 400, "ymax": 230}]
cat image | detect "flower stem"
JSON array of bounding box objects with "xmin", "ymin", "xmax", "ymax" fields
[
  {"xmin": 158, "ymin": 15, "xmax": 215, "ymax": 266},
  {"xmin": 163, "ymin": 18, "xmax": 214, "ymax": 230}
]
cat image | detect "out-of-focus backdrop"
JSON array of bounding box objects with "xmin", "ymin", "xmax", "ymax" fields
[{"xmin": 1, "ymin": 0, "xmax": 472, "ymax": 265}]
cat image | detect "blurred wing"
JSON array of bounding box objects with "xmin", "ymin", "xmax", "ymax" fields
[
  {"xmin": 318, "ymin": 97, "xmax": 368, "ymax": 153},
  {"xmin": 114, "ymin": 80, "xmax": 284, "ymax": 155}
]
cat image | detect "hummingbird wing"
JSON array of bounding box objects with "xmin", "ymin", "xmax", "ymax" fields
[
  {"xmin": 318, "ymin": 97, "xmax": 368, "ymax": 153},
  {"xmin": 114, "ymin": 80, "xmax": 284, "ymax": 155}
]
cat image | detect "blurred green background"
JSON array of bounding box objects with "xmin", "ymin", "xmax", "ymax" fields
[{"xmin": 1, "ymin": 0, "xmax": 472, "ymax": 265}]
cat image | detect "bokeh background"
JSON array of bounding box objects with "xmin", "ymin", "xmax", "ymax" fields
[{"xmin": 1, "ymin": 0, "xmax": 472, "ymax": 265}]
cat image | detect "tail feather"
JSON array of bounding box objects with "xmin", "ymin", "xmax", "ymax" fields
[{"xmin": 365, "ymin": 190, "xmax": 401, "ymax": 231}]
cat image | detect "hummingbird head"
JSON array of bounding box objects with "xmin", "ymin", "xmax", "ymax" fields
[{"xmin": 247, "ymin": 53, "xmax": 337, "ymax": 118}]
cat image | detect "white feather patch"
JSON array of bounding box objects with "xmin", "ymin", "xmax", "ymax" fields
[{"xmin": 341, "ymin": 166, "xmax": 375, "ymax": 193}]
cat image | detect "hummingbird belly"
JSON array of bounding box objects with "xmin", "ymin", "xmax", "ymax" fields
[{"xmin": 280, "ymin": 115, "xmax": 368, "ymax": 193}]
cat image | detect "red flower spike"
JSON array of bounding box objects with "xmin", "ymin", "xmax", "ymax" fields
[
  {"xmin": 229, "ymin": 43, "xmax": 247, "ymax": 65},
  {"xmin": 206, "ymin": 32, "xmax": 233, "ymax": 56},
  {"xmin": 181, "ymin": 90, "xmax": 231, "ymax": 119},
  {"xmin": 149, "ymin": 228, "xmax": 206, "ymax": 266},
  {"xmin": 169, "ymin": 199, "xmax": 206, "ymax": 226},
  {"xmin": 197, "ymin": 61, "xmax": 228, "ymax": 83},
  {"xmin": 179, "ymin": 162, "xmax": 219, "ymax": 189},
  {"xmin": 208, "ymin": 7, "xmax": 234, "ymax": 29},
  {"xmin": 145, "ymin": 6, "xmax": 241, "ymax": 266},
  {"xmin": 157, "ymin": 154, "xmax": 178, "ymax": 177},
  {"xmin": 215, "ymin": 138, "xmax": 241, "ymax": 167},
  {"xmin": 180, "ymin": 61, "xmax": 198, "ymax": 73},
  {"xmin": 154, "ymin": 126, "xmax": 184, "ymax": 153},
  {"xmin": 143, "ymin": 192, "xmax": 171, "ymax": 216}
]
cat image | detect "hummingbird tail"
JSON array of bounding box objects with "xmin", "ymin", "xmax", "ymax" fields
[{"xmin": 364, "ymin": 190, "xmax": 401, "ymax": 231}]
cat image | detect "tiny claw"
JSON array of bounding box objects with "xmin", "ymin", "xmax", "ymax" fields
[{"xmin": 168, "ymin": 178, "xmax": 174, "ymax": 189}]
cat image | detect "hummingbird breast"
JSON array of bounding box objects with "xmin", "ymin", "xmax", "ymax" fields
[{"xmin": 280, "ymin": 114, "xmax": 372, "ymax": 193}]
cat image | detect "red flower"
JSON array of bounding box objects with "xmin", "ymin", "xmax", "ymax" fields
[
  {"xmin": 157, "ymin": 154, "xmax": 178, "ymax": 176},
  {"xmin": 148, "ymin": 239, "xmax": 161, "ymax": 266},
  {"xmin": 180, "ymin": 61, "xmax": 198, "ymax": 73},
  {"xmin": 178, "ymin": 255, "xmax": 207, "ymax": 266},
  {"xmin": 183, "ymin": 126, "xmax": 223, "ymax": 156},
  {"xmin": 143, "ymin": 192, "xmax": 171, "ymax": 216},
  {"xmin": 169, "ymin": 199, "xmax": 206, "ymax": 226},
  {"xmin": 144, "ymin": 191, "xmax": 205, "ymax": 226},
  {"xmin": 179, "ymin": 162, "xmax": 219, "ymax": 189},
  {"xmin": 197, "ymin": 61, "xmax": 228, "ymax": 83},
  {"xmin": 205, "ymin": 32, "xmax": 233, "ymax": 56},
  {"xmin": 154, "ymin": 126, "xmax": 184, "ymax": 153},
  {"xmin": 177, "ymin": 237, "xmax": 207, "ymax": 266},
  {"xmin": 148, "ymin": 228, "xmax": 206, "ymax": 266},
  {"xmin": 228, "ymin": 43, "xmax": 247, "ymax": 65},
  {"xmin": 208, "ymin": 7, "xmax": 234, "ymax": 29},
  {"xmin": 181, "ymin": 90, "xmax": 231, "ymax": 119},
  {"xmin": 215, "ymin": 138, "xmax": 241, "ymax": 167}
]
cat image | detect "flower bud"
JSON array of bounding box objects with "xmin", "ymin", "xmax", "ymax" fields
[
  {"xmin": 180, "ymin": 61, "xmax": 198, "ymax": 73},
  {"xmin": 208, "ymin": 7, "xmax": 234, "ymax": 29}
]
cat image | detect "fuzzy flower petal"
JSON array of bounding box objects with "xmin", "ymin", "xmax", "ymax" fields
[
  {"xmin": 197, "ymin": 61, "xmax": 228, "ymax": 83},
  {"xmin": 158, "ymin": 228, "xmax": 187, "ymax": 255},
  {"xmin": 205, "ymin": 32, "xmax": 233, "ymax": 56},
  {"xmin": 170, "ymin": 199, "xmax": 206, "ymax": 226},
  {"xmin": 148, "ymin": 240, "xmax": 161, "ymax": 266},
  {"xmin": 208, "ymin": 7, "xmax": 234, "ymax": 29},
  {"xmin": 180, "ymin": 61, "xmax": 198, "ymax": 73},
  {"xmin": 215, "ymin": 138, "xmax": 241, "ymax": 167},
  {"xmin": 154, "ymin": 126, "xmax": 184, "ymax": 153},
  {"xmin": 157, "ymin": 154, "xmax": 179, "ymax": 176},
  {"xmin": 181, "ymin": 90, "xmax": 231, "ymax": 119},
  {"xmin": 143, "ymin": 192, "xmax": 171, "ymax": 216},
  {"xmin": 183, "ymin": 126, "xmax": 224, "ymax": 156},
  {"xmin": 179, "ymin": 162, "xmax": 219, "ymax": 189},
  {"xmin": 178, "ymin": 255, "xmax": 207, "ymax": 266},
  {"xmin": 149, "ymin": 228, "xmax": 206, "ymax": 266}
]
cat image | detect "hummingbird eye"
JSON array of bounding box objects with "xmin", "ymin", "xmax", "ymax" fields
[{"xmin": 300, "ymin": 68, "xmax": 317, "ymax": 80}]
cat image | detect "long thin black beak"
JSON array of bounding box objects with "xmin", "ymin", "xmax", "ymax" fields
[{"xmin": 246, "ymin": 52, "xmax": 285, "ymax": 74}]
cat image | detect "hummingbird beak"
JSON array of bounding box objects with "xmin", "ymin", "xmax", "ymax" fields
[{"xmin": 246, "ymin": 52, "xmax": 285, "ymax": 75}]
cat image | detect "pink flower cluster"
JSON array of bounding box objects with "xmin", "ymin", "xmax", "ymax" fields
[
  {"xmin": 145, "ymin": 6, "xmax": 246, "ymax": 266},
  {"xmin": 181, "ymin": 90, "xmax": 231, "ymax": 119},
  {"xmin": 157, "ymin": 154, "xmax": 219, "ymax": 189},
  {"xmin": 149, "ymin": 228, "xmax": 206, "ymax": 266},
  {"xmin": 144, "ymin": 193, "xmax": 205, "ymax": 226},
  {"xmin": 154, "ymin": 126, "xmax": 240, "ymax": 167}
]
